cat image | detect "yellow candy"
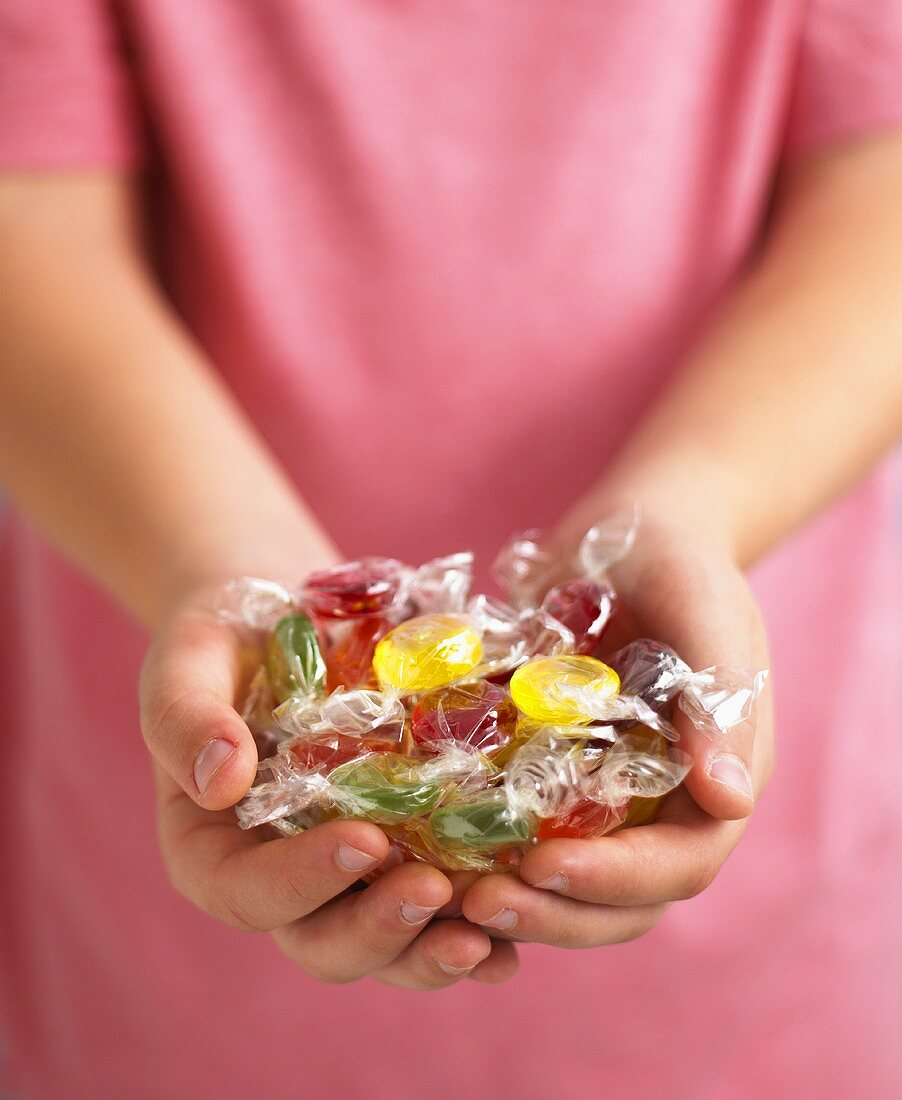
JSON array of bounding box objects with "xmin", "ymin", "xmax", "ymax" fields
[
  {"xmin": 373, "ymin": 614, "xmax": 483, "ymax": 695},
  {"xmin": 510, "ymin": 655, "xmax": 621, "ymax": 725}
]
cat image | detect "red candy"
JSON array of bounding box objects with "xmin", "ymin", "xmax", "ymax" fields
[
  {"xmin": 320, "ymin": 617, "xmax": 391, "ymax": 691},
  {"xmin": 536, "ymin": 796, "xmax": 627, "ymax": 840},
  {"xmin": 301, "ymin": 558, "xmax": 404, "ymax": 619},
  {"xmin": 287, "ymin": 727, "xmax": 402, "ymax": 771},
  {"xmin": 541, "ymin": 577, "xmax": 614, "ymax": 655},
  {"xmin": 301, "ymin": 559, "xmax": 407, "ymax": 689},
  {"xmin": 410, "ymin": 681, "xmax": 517, "ymax": 755},
  {"xmin": 287, "ymin": 734, "xmax": 368, "ymax": 772}
]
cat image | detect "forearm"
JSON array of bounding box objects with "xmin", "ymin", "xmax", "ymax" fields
[
  {"xmin": 0, "ymin": 174, "xmax": 337, "ymax": 627},
  {"xmin": 566, "ymin": 133, "xmax": 902, "ymax": 566}
]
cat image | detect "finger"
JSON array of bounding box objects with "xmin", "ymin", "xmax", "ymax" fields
[
  {"xmin": 273, "ymin": 863, "xmax": 455, "ymax": 984},
  {"xmin": 373, "ymin": 919, "xmax": 497, "ymax": 990},
  {"xmin": 518, "ymin": 786, "xmax": 746, "ymax": 906},
  {"xmin": 140, "ymin": 607, "xmax": 258, "ymax": 809},
  {"xmin": 430, "ymin": 874, "xmax": 524, "ymax": 987},
  {"xmin": 614, "ymin": 549, "xmax": 770, "ymax": 820},
  {"xmin": 461, "ymin": 872, "xmax": 668, "ymax": 949},
  {"xmin": 434, "ymin": 870, "xmax": 482, "ymax": 918},
  {"xmin": 157, "ymin": 769, "xmax": 391, "ymax": 930},
  {"xmin": 467, "ymin": 939, "xmax": 520, "ymax": 984}
]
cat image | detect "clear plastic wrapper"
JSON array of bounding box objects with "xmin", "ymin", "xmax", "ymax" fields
[
  {"xmin": 235, "ymin": 746, "xmax": 331, "ymax": 830},
  {"xmin": 273, "ymin": 688, "xmax": 406, "ymax": 746},
  {"xmin": 298, "ymin": 558, "xmax": 409, "ymax": 691},
  {"xmin": 465, "ymin": 594, "xmax": 573, "ymax": 670},
  {"xmin": 588, "ymin": 730, "xmax": 693, "ymax": 805},
  {"xmin": 239, "ymin": 665, "xmax": 284, "ymax": 756},
  {"xmin": 292, "ymin": 553, "xmax": 475, "ymax": 693},
  {"xmin": 215, "ymin": 577, "xmax": 297, "ymax": 633},
  {"xmin": 677, "ymin": 667, "xmax": 769, "ymax": 736},
  {"xmin": 608, "ymin": 638, "xmax": 768, "ymax": 736},
  {"xmin": 510, "ymin": 655, "xmax": 622, "ymax": 725},
  {"xmin": 405, "ymin": 552, "xmax": 474, "ymax": 616},
  {"xmin": 413, "ymin": 741, "xmax": 499, "ymax": 788},
  {"xmin": 535, "ymin": 725, "xmax": 690, "ymax": 840},
  {"xmin": 509, "ymin": 654, "xmax": 676, "ymax": 737},
  {"xmin": 328, "ymin": 753, "xmax": 447, "ymax": 823},
  {"xmin": 493, "ymin": 507, "xmax": 638, "ymax": 656},
  {"xmin": 300, "ymin": 557, "xmax": 410, "ymax": 619},
  {"xmin": 410, "ymin": 680, "xmax": 517, "ymax": 755},
  {"xmin": 504, "ymin": 727, "xmax": 600, "ymax": 819},
  {"xmin": 372, "ymin": 614, "xmax": 485, "ymax": 695},
  {"xmin": 237, "ymin": 741, "xmax": 493, "ymax": 832},
  {"xmin": 428, "ymin": 790, "xmax": 535, "ymax": 857},
  {"xmin": 577, "ymin": 506, "xmax": 640, "ymax": 575},
  {"xmin": 266, "ymin": 612, "xmax": 327, "ymax": 703},
  {"xmin": 226, "ymin": 511, "xmax": 767, "ymax": 871},
  {"xmin": 491, "ymin": 529, "xmax": 560, "ymax": 610}
]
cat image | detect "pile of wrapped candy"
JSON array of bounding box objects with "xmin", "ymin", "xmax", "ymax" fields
[{"xmin": 218, "ymin": 511, "xmax": 766, "ymax": 872}]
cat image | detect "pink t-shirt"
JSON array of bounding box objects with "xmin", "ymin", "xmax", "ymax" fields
[{"xmin": 1, "ymin": 2, "xmax": 900, "ymax": 1096}]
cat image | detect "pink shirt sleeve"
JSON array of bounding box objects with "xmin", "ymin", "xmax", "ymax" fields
[
  {"xmin": 0, "ymin": 0, "xmax": 141, "ymax": 169},
  {"xmin": 786, "ymin": 0, "xmax": 902, "ymax": 155}
]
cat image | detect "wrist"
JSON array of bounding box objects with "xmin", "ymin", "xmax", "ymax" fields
[
  {"xmin": 558, "ymin": 458, "xmax": 743, "ymax": 567},
  {"xmin": 154, "ymin": 520, "xmax": 341, "ymax": 629}
]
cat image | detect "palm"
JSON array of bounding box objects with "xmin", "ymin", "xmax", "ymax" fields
[{"xmin": 456, "ymin": 513, "xmax": 773, "ymax": 948}]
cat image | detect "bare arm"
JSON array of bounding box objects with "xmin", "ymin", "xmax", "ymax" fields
[
  {"xmin": 3, "ymin": 134, "xmax": 900, "ymax": 966},
  {"xmin": 0, "ymin": 172, "xmax": 512, "ymax": 989},
  {"xmin": 564, "ymin": 131, "xmax": 902, "ymax": 563},
  {"xmin": 0, "ymin": 173, "xmax": 335, "ymax": 626},
  {"xmin": 463, "ymin": 132, "xmax": 902, "ymax": 947}
]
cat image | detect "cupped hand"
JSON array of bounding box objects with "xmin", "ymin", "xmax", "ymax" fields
[
  {"xmin": 139, "ymin": 591, "xmax": 519, "ymax": 988},
  {"xmin": 461, "ymin": 512, "xmax": 773, "ymax": 948}
]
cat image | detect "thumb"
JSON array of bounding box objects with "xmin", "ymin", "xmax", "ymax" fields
[
  {"xmin": 663, "ymin": 589, "xmax": 770, "ymax": 821},
  {"xmin": 139, "ymin": 605, "xmax": 259, "ymax": 810},
  {"xmin": 675, "ymin": 680, "xmax": 763, "ymax": 820}
]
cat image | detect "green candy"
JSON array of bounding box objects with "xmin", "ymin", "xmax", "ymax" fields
[
  {"xmin": 329, "ymin": 754, "xmax": 444, "ymax": 823},
  {"xmin": 266, "ymin": 613, "xmax": 327, "ymax": 703},
  {"xmin": 429, "ymin": 795, "xmax": 532, "ymax": 852}
]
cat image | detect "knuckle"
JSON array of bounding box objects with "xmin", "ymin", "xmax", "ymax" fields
[
  {"xmin": 598, "ymin": 842, "xmax": 655, "ymax": 905},
  {"xmin": 186, "ymin": 856, "xmax": 269, "ymax": 933},
  {"xmin": 355, "ymin": 910, "xmax": 406, "ymax": 959},
  {"xmin": 532, "ymin": 919, "xmax": 583, "ymax": 950},
  {"xmin": 601, "ymin": 868, "xmax": 637, "ymax": 906},
  {"xmin": 141, "ymin": 689, "xmax": 201, "ymax": 754},
  {"xmin": 275, "ymin": 865, "xmax": 321, "ymax": 920},
  {"xmin": 594, "ymin": 836, "xmax": 664, "ymax": 906},
  {"xmin": 679, "ymin": 860, "xmax": 717, "ymax": 900},
  {"xmin": 211, "ymin": 892, "xmax": 268, "ymax": 934}
]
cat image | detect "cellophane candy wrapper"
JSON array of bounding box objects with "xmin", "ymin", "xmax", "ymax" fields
[{"xmin": 220, "ymin": 510, "xmax": 767, "ymax": 873}]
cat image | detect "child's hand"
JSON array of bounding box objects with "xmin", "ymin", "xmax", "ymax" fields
[
  {"xmin": 460, "ymin": 514, "xmax": 773, "ymax": 947},
  {"xmin": 139, "ymin": 594, "xmax": 518, "ymax": 988}
]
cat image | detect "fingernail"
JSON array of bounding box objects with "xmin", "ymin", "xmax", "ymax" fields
[
  {"xmin": 193, "ymin": 738, "xmax": 235, "ymax": 795},
  {"xmin": 434, "ymin": 959, "xmax": 474, "ymax": 975},
  {"xmin": 532, "ymin": 873, "xmax": 568, "ymax": 892},
  {"xmin": 480, "ymin": 907, "xmax": 518, "ymax": 931},
  {"xmin": 400, "ymin": 900, "xmax": 439, "ymax": 925},
  {"xmin": 335, "ymin": 842, "xmax": 379, "ymax": 873},
  {"xmin": 708, "ymin": 754, "xmax": 754, "ymax": 800}
]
